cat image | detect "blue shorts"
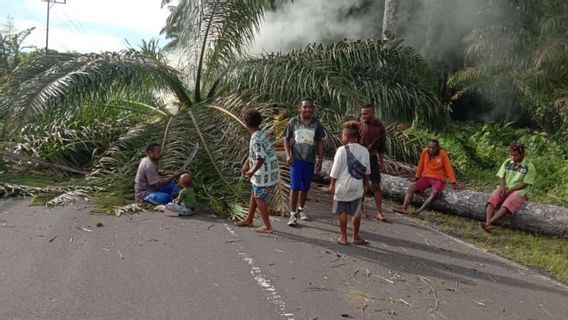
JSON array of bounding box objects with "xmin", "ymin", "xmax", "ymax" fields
[
  {"xmin": 144, "ymin": 182, "xmax": 180, "ymax": 205},
  {"xmin": 290, "ymin": 160, "xmax": 315, "ymax": 192},
  {"xmin": 252, "ymin": 185, "xmax": 275, "ymax": 200}
]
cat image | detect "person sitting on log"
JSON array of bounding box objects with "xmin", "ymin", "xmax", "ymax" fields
[
  {"xmin": 134, "ymin": 143, "xmax": 184, "ymax": 205},
  {"xmin": 481, "ymin": 142, "xmax": 536, "ymax": 233},
  {"xmin": 394, "ymin": 139, "xmax": 458, "ymax": 214}
]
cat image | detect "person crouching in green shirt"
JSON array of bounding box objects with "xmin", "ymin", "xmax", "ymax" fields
[
  {"xmin": 164, "ymin": 173, "xmax": 197, "ymax": 217},
  {"xmin": 481, "ymin": 142, "xmax": 536, "ymax": 233}
]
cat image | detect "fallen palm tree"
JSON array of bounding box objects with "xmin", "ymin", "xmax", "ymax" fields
[{"xmin": 320, "ymin": 160, "xmax": 568, "ymax": 237}]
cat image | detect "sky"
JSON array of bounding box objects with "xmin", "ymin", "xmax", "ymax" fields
[{"xmin": 0, "ymin": 0, "xmax": 170, "ymax": 53}]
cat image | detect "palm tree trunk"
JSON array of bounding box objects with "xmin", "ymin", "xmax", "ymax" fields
[
  {"xmin": 319, "ymin": 160, "xmax": 568, "ymax": 237},
  {"xmin": 382, "ymin": 0, "xmax": 399, "ymax": 40}
]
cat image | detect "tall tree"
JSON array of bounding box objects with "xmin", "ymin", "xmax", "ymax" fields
[
  {"xmin": 382, "ymin": 0, "xmax": 399, "ymax": 40},
  {"xmin": 449, "ymin": 0, "xmax": 568, "ymax": 134},
  {"xmin": 1, "ymin": 0, "xmax": 446, "ymax": 216}
]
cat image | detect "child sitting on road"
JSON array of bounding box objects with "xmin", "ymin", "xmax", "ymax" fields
[
  {"xmin": 164, "ymin": 173, "xmax": 196, "ymax": 217},
  {"xmin": 328, "ymin": 121, "xmax": 371, "ymax": 245}
]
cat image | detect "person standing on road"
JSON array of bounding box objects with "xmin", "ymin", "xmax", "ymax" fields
[
  {"xmin": 358, "ymin": 103, "xmax": 387, "ymax": 221},
  {"xmin": 329, "ymin": 121, "xmax": 371, "ymax": 245},
  {"xmin": 235, "ymin": 108, "xmax": 280, "ymax": 233},
  {"xmin": 284, "ymin": 97, "xmax": 326, "ymax": 226}
]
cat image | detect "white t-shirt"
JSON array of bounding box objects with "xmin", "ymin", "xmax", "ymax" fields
[{"xmin": 330, "ymin": 143, "xmax": 371, "ymax": 201}]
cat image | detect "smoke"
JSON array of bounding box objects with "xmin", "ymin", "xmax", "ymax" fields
[
  {"xmin": 250, "ymin": 0, "xmax": 487, "ymax": 69},
  {"xmin": 250, "ymin": 0, "xmax": 384, "ymax": 54}
]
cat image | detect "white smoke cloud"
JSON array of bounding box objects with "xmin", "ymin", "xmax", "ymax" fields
[{"xmin": 250, "ymin": 0, "xmax": 384, "ymax": 54}]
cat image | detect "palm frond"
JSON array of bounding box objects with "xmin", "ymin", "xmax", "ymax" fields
[
  {"xmin": 0, "ymin": 50, "xmax": 191, "ymax": 131},
  {"xmin": 224, "ymin": 39, "xmax": 445, "ymax": 126},
  {"xmin": 160, "ymin": 0, "xmax": 285, "ymax": 100}
]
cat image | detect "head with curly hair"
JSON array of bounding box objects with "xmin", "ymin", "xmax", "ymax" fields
[
  {"xmin": 341, "ymin": 120, "xmax": 360, "ymax": 144},
  {"xmin": 243, "ymin": 108, "xmax": 263, "ymax": 130},
  {"xmin": 508, "ymin": 142, "xmax": 526, "ymax": 163},
  {"xmin": 427, "ymin": 139, "xmax": 440, "ymax": 157},
  {"xmin": 298, "ymin": 96, "xmax": 315, "ymax": 120}
]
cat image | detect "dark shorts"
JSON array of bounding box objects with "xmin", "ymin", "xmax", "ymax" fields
[
  {"xmin": 369, "ymin": 155, "xmax": 381, "ymax": 189},
  {"xmin": 332, "ymin": 198, "xmax": 363, "ymax": 217},
  {"xmin": 290, "ymin": 160, "xmax": 314, "ymax": 192}
]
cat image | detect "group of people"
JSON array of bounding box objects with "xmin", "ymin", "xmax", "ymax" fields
[{"xmin": 134, "ymin": 97, "xmax": 536, "ymax": 242}]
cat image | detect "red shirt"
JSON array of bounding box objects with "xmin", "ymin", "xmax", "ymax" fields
[{"xmin": 358, "ymin": 118, "xmax": 386, "ymax": 156}]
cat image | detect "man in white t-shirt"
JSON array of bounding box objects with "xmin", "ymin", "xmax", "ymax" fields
[{"xmin": 328, "ymin": 121, "xmax": 371, "ymax": 245}]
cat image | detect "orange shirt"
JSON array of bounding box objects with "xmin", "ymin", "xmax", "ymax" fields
[{"xmin": 416, "ymin": 148, "xmax": 457, "ymax": 184}]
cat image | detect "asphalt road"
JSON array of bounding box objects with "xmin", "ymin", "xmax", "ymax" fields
[{"xmin": 1, "ymin": 189, "xmax": 567, "ymax": 320}]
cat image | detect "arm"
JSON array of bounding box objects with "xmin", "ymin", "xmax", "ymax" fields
[
  {"xmin": 241, "ymin": 159, "xmax": 250, "ymax": 176},
  {"xmin": 328, "ymin": 177, "xmax": 337, "ymax": 194},
  {"xmin": 315, "ymin": 140, "xmax": 324, "ymax": 172},
  {"xmin": 442, "ymin": 151, "xmax": 457, "ymax": 185},
  {"xmin": 415, "ymin": 150, "xmax": 426, "ymax": 181},
  {"xmin": 284, "ymin": 120, "xmax": 294, "ymax": 165},
  {"xmin": 246, "ymin": 158, "xmax": 266, "ymax": 177},
  {"xmin": 377, "ymin": 122, "xmax": 386, "ymax": 171},
  {"xmin": 506, "ymin": 182, "xmax": 528, "ymax": 194},
  {"xmin": 284, "ymin": 138, "xmax": 292, "ymax": 165},
  {"xmin": 152, "ymin": 172, "xmax": 182, "ymax": 188},
  {"xmin": 363, "ymin": 174, "xmax": 369, "ymax": 195},
  {"xmin": 378, "ymin": 153, "xmax": 385, "ymax": 171},
  {"xmin": 328, "ymin": 147, "xmax": 344, "ymax": 193}
]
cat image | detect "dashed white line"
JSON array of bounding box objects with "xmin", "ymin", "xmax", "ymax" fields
[{"xmin": 224, "ymin": 224, "xmax": 295, "ymax": 320}]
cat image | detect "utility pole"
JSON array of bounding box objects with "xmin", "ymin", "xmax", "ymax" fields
[{"xmin": 42, "ymin": 0, "xmax": 66, "ymax": 55}]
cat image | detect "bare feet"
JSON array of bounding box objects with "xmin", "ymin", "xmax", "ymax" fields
[
  {"xmin": 164, "ymin": 208, "xmax": 179, "ymax": 217},
  {"xmin": 337, "ymin": 237, "xmax": 348, "ymax": 245},
  {"xmin": 376, "ymin": 211, "xmax": 385, "ymax": 221},
  {"xmin": 480, "ymin": 222, "xmax": 492, "ymax": 233},
  {"xmin": 234, "ymin": 220, "xmax": 253, "ymax": 227},
  {"xmin": 254, "ymin": 226, "xmax": 272, "ymax": 233},
  {"xmin": 393, "ymin": 207, "xmax": 408, "ymax": 214},
  {"xmin": 352, "ymin": 237, "xmax": 369, "ymax": 245}
]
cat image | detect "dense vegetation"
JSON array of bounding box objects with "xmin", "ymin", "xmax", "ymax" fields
[{"xmin": 1, "ymin": 0, "xmax": 567, "ymax": 215}]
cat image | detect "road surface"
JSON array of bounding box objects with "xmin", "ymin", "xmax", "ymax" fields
[{"xmin": 1, "ymin": 189, "xmax": 567, "ymax": 319}]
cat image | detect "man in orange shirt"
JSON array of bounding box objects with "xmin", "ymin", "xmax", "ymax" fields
[{"xmin": 394, "ymin": 139, "xmax": 458, "ymax": 214}]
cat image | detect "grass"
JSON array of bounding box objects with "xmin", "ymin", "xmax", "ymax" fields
[{"xmin": 384, "ymin": 199, "xmax": 568, "ymax": 284}]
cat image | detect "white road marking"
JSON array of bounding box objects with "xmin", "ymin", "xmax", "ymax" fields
[{"xmin": 224, "ymin": 224, "xmax": 295, "ymax": 320}]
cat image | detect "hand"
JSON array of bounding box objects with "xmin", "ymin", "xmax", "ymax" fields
[
  {"xmin": 245, "ymin": 170, "xmax": 254, "ymax": 178},
  {"xmin": 315, "ymin": 160, "xmax": 322, "ymax": 173},
  {"xmin": 174, "ymin": 199, "xmax": 181, "ymax": 205},
  {"xmin": 173, "ymin": 170, "xmax": 184, "ymax": 178},
  {"xmin": 327, "ymin": 184, "xmax": 335, "ymax": 194},
  {"xmin": 499, "ymin": 187, "xmax": 507, "ymax": 197},
  {"xmin": 286, "ymin": 155, "xmax": 293, "ymax": 165}
]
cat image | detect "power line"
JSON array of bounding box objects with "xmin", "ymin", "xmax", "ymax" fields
[{"xmin": 41, "ymin": 0, "xmax": 67, "ymax": 55}]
